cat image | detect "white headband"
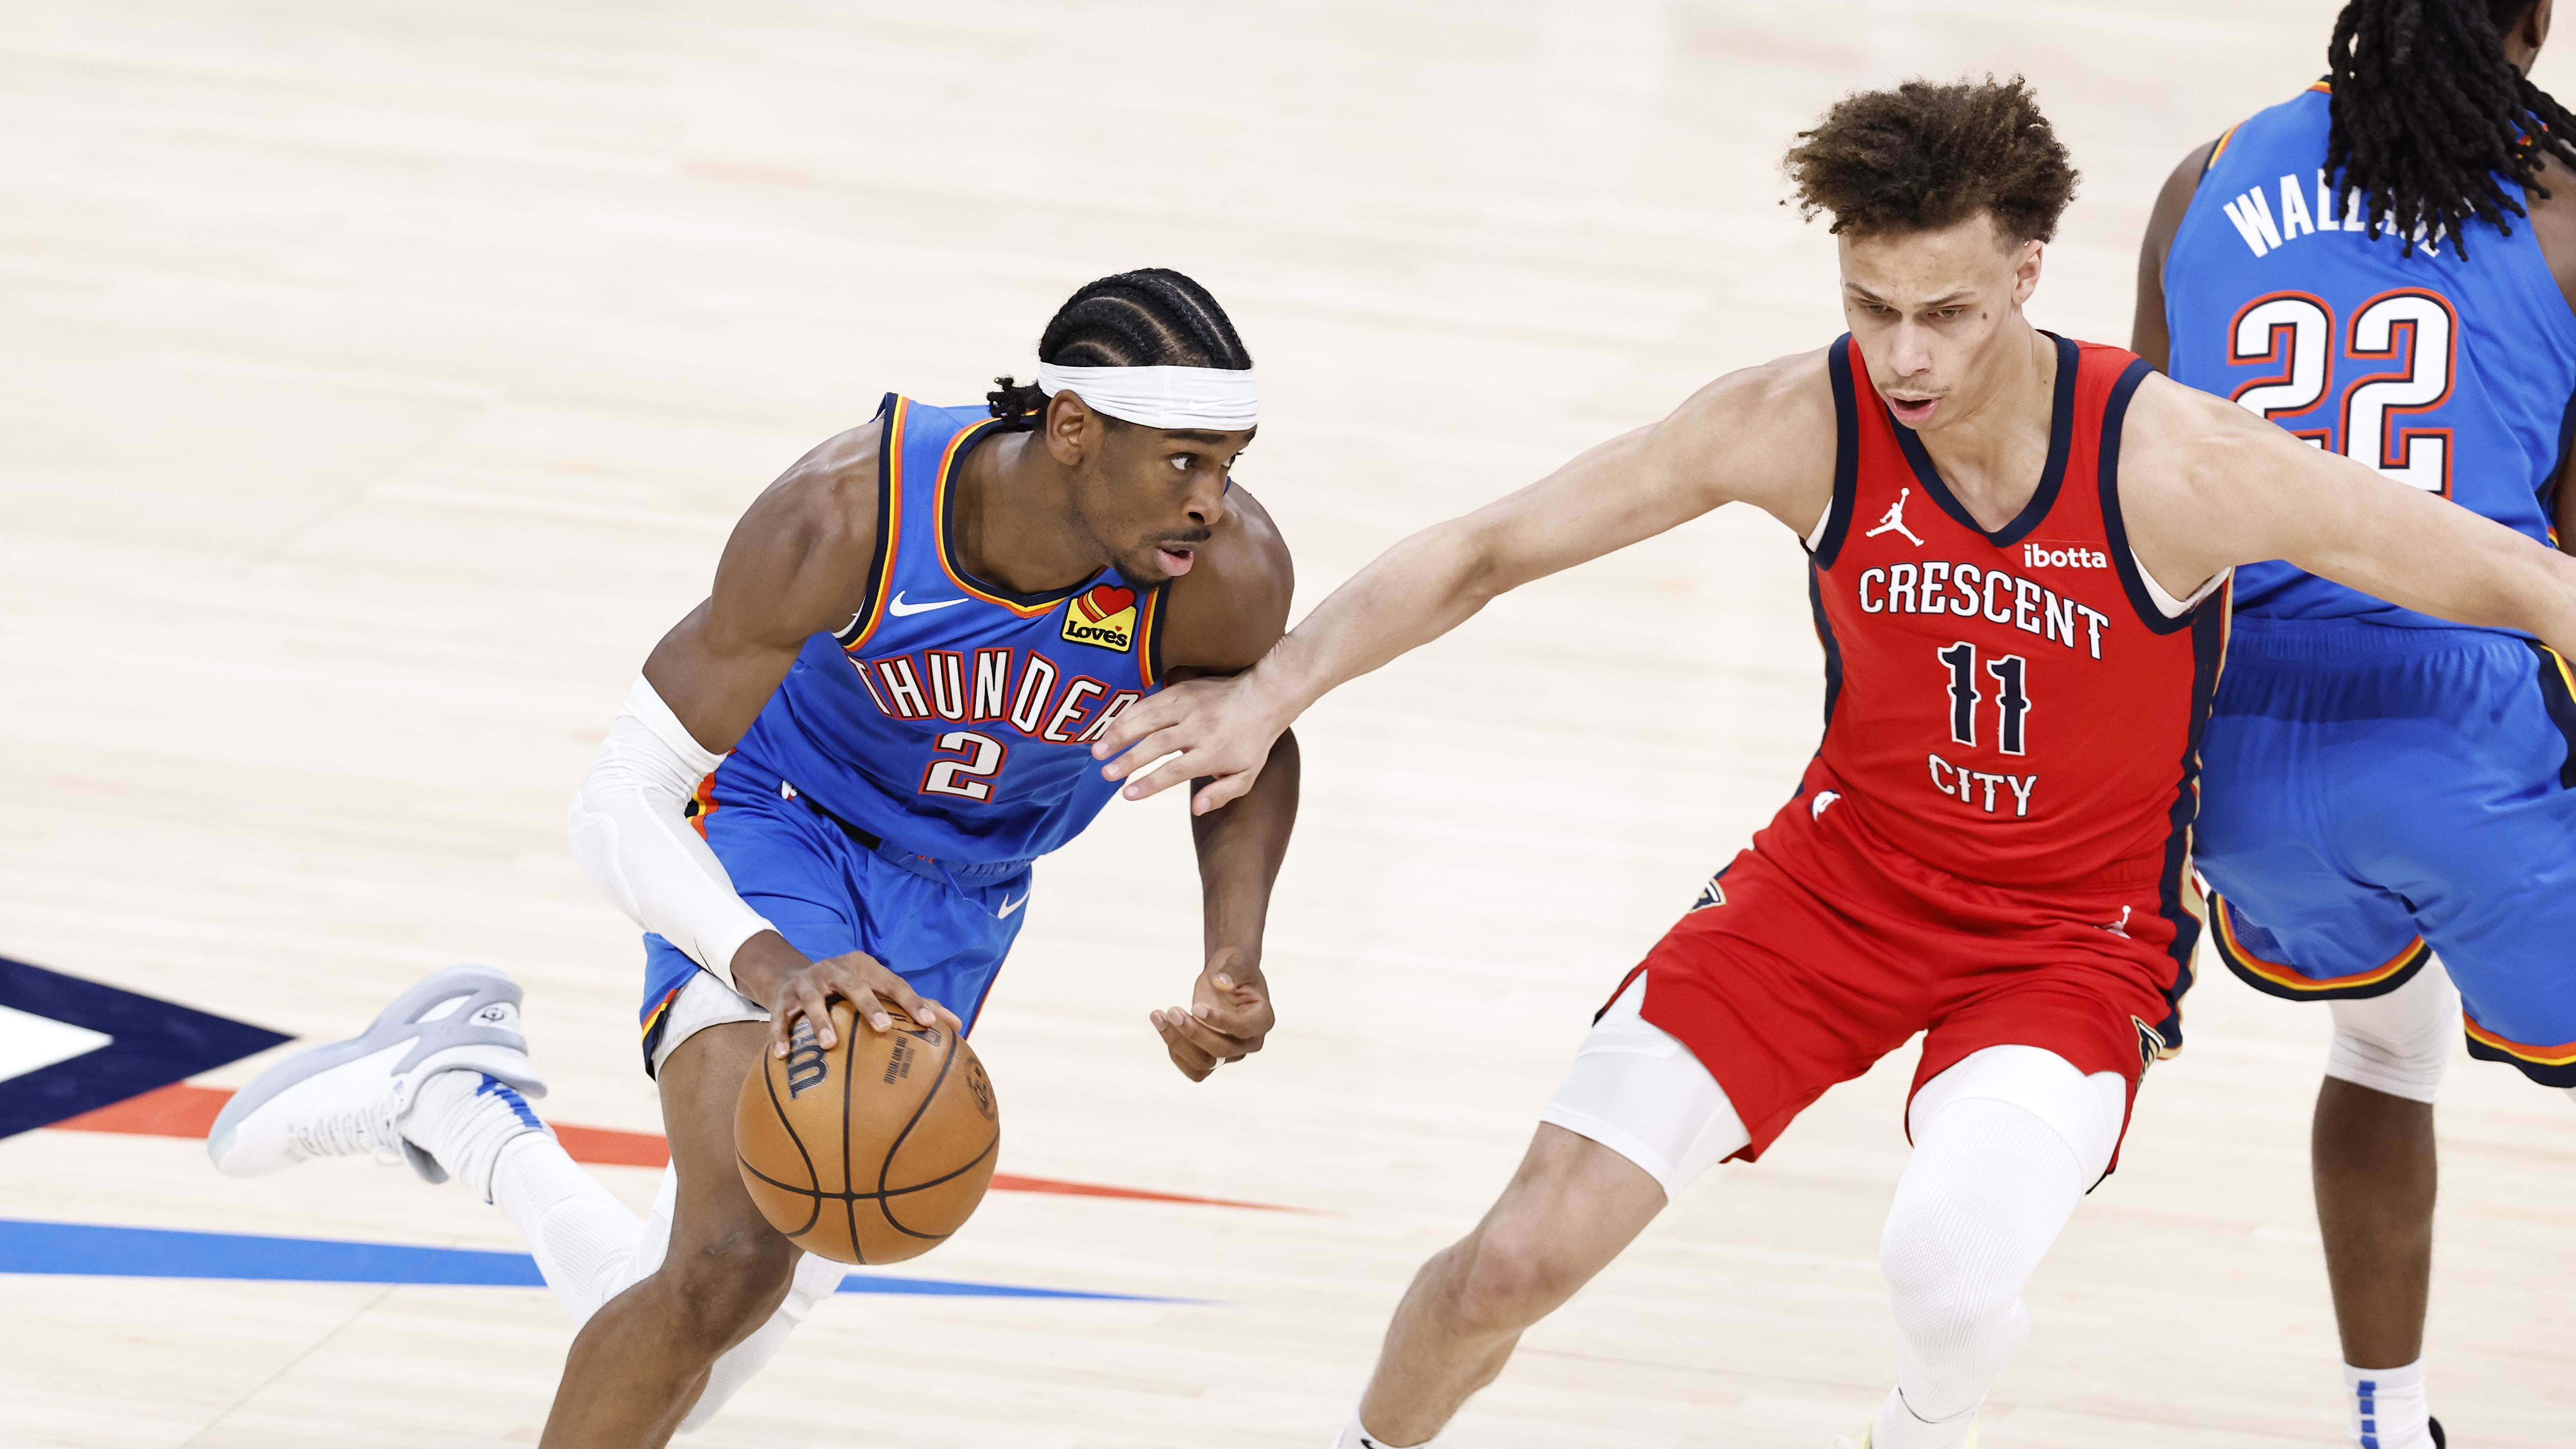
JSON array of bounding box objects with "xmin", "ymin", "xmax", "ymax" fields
[{"xmin": 1036, "ymin": 362, "xmax": 1258, "ymax": 432}]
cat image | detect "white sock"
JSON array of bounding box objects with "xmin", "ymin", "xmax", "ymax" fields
[
  {"xmin": 401, "ymin": 1069, "xmax": 548, "ymax": 1203},
  {"xmin": 489, "ymin": 1132, "xmax": 648, "ymax": 1327},
  {"xmin": 1336, "ymin": 1409, "xmax": 1436, "ymax": 1448},
  {"xmin": 2344, "ymin": 1360, "xmax": 2433, "ymax": 1449}
]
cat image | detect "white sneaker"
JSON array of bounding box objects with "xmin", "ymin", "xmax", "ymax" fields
[{"xmin": 208, "ymin": 965, "xmax": 546, "ymax": 1183}]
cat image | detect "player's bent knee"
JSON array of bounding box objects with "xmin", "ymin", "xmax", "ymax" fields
[
  {"xmin": 1443, "ymin": 1220, "xmax": 1581, "ymax": 1334},
  {"xmin": 1877, "ymin": 1208, "xmax": 2015, "ymax": 1344},
  {"xmin": 659, "ymin": 1224, "xmax": 799, "ymax": 1349}
]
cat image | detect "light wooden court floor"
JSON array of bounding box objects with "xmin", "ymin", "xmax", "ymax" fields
[{"xmin": 0, "ymin": 1, "xmax": 2569, "ymax": 1445}]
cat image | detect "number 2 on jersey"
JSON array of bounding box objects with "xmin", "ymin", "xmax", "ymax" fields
[
  {"xmin": 2228, "ymin": 289, "xmax": 2455, "ymax": 493},
  {"xmin": 921, "ymin": 730, "xmax": 1007, "ymax": 802}
]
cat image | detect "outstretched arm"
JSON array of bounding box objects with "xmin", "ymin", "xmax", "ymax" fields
[
  {"xmin": 1143, "ymin": 487, "xmax": 1301, "ymax": 1081},
  {"xmin": 2121, "ymin": 376, "xmax": 2576, "ymax": 651},
  {"xmin": 1092, "ymin": 350, "xmax": 1839, "ymax": 811}
]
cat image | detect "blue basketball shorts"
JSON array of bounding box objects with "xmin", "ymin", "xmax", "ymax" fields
[
  {"xmin": 636, "ymin": 758, "xmax": 1032, "ymax": 1077},
  {"xmin": 2195, "ymin": 617, "xmax": 2576, "ymax": 1087}
]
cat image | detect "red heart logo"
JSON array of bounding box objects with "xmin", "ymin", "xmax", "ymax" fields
[{"xmin": 1078, "ymin": 584, "xmax": 1136, "ymax": 623}]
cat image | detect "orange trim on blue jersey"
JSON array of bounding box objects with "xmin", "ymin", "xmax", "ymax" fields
[
  {"xmin": 2307, "ymin": 80, "xmax": 2332, "ymax": 95},
  {"xmin": 639, "ymin": 983, "xmax": 685, "ymax": 1042},
  {"xmin": 2538, "ymin": 640, "xmax": 2576, "ymax": 700},
  {"xmin": 841, "ymin": 398, "xmax": 911, "ymax": 655},
  {"xmin": 931, "ymin": 419, "xmax": 1064, "ymax": 617},
  {"xmin": 2208, "ymin": 123, "xmax": 2245, "ymax": 166},
  {"xmin": 2463, "ymin": 1014, "xmax": 2576, "ymax": 1066},
  {"xmin": 684, "ymin": 769, "xmax": 720, "ymax": 841},
  {"xmin": 1134, "ymin": 584, "xmax": 1165, "ymax": 687},
  {"xmin": 2212, "ymin": 899, "xmax": 2425, "ymax": 995}
]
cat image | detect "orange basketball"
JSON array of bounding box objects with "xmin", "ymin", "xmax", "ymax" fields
[{"xmin": 734, "ymin": 1000, "xmax": 999, "ymax": 1265}]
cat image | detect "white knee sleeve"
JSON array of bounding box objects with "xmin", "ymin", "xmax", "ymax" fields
[
  {"xmin": 1873, "ymin": 1048, "xmax": 2115, "ymax": 1449},
  {"xmin": 2323, "ymin": 962, "xmax": 2457, "ymax": 1105}
]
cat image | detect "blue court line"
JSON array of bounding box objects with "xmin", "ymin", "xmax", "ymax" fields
[{"xmin": 0, "ymin": 1219, "xmax": 1182, "ymax": 1301}]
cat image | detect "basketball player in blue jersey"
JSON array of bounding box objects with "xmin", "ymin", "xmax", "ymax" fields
[
  {"xmin": 2138, "ymin": 4, "xmax": 2576, "ymax": 1446},
  {"xmin": 204, "ymin": 269, "xmax": 1301, "ymax": 1446}
]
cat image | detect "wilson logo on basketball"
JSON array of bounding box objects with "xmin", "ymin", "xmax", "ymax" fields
[
  {"xmin": 784, "ymin": 1019, "xmax": 828, "ymax": 1099},
  {"xmin": 1060, "ymin": 583, "xmax": 1138, "ymax": 653}
]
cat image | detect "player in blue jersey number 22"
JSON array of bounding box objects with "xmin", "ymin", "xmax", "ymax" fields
[
  {"xmin": 207, "ymin": 270, "xmax": 1300, "ymax": 1447},
  {"xmin": 2138, "ymin": 3, "xmax": 2576, "ymax": 1446}
]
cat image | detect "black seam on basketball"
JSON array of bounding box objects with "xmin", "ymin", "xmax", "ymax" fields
[
  {"xmin": 879, "ymin": 1134, "xmax": 996, "ymax": 1238},
  {"xmin": 840, "ymin": 1006, "xmax": 865, "ymax": 1261},
  {"xmin": 731, "ymin": 1133, "xmax": 996, "ymax": 1205},
  {"xmin": 759, "ymin": 1054, "xmax": 825, "ymax": 1237},
  {"xmin": 878, "ymin": 1029, "xmax": 962, "ymax": 1202}
]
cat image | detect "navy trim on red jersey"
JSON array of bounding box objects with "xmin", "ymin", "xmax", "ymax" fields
[
  {"xmin": 2146, "ymin": 587, "xmax": 2229, "ymax": 1049},
  {"xmin": 1807, "ymin": 565, "xmax": 1844, "ymax": 729},
  {"xmin": 2094, "ymin": 357, "xmax": 2204, "ymax": 636},
  {"xmin": 1893, "ymin": 332, "xmax": 2079, "ymax": 548},
  {"xmin": 1812, "ymin": 337, "xmax": 1862, "ymax": 568}
]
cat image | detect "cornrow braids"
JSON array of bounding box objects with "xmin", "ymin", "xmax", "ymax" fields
[
  {"xmin": 988, "ymin": 268, "xmax": 1253, "ymax": 430},
  {"xmin": 2324, "ymin": 0, "xmax": 2576, "ymax": 257}
]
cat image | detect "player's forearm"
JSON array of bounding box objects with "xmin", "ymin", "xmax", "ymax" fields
[
  {"xmin": 1190, "ymin": 729, "xmax": 1300, "ymax": 962},
  {"xmin": 2292, "ymin": 475, "xmax": 2576, "ymax": 651},
  {"xmin": 1245, "ymin": 519, "xmax": 1512, "ymax": 728}
]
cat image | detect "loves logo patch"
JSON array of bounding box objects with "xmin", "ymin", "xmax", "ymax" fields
[{"xmin": 1061, "ymin": 583, "xmax": 1139, "ymax": 653}]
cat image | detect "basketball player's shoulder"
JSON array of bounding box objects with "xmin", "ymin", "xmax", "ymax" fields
[
  {"xmin": 1659, "ymin": 344, "xmax": 1840, "ymax": 512},
  {"xmin": 755, "ymin": 420, "xmax": 886, "ymax": 564},
  {"xmin": 1162, "ymin": 483, "xmax": 1294, "ymax": 675},
  {"xmin": 1676, "ymin": 343, "xmax": 1836, "ymax": 429},
  {"xmin": 712, "ymin": 419, "xmax": 888, "ymax": 639}
]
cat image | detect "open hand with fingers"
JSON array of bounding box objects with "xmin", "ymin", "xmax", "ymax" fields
[
  {"xmin": 1093, "ymin": 671, "xmax": 1293, "ymax": 815},
  {"xmin": 731, "ymin": 931, "xmax": 961, "ymax": 1058},
  {"xmin": 1150, "ymin": 948, "xmax": 1274, "ymax": 1081}
]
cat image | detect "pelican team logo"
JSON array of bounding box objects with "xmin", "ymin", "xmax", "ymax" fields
[{"xmin": 1061, "ymin": 583, "xmax": 1138, "ymax": 652}]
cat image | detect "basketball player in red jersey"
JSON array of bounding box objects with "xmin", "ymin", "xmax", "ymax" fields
[{"xmin": 1094, "ymin": 80, "xmax": 2576, "ymax": 1448}]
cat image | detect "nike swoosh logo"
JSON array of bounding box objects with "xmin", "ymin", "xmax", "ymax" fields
[
  {"xmin": 996, "ymin": 894, "xmax": 1026, "ymax": 919},
  {"xmin": 887, "ymin": 592, "xmax": 968, "ymax": 617}
]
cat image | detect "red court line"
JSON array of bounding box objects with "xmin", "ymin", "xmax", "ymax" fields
[{"xmin": 53, "ymin": 1083, "xmax": 1304, "ymax": 1212}]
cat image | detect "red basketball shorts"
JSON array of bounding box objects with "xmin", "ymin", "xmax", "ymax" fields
[{"xmin": 1624, "ymin": 759, "xmax": 2194, "ymax": 1166}]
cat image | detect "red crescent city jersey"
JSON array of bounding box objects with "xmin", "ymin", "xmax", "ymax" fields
[{"xmin": 1805, "ymin": 332, "xmax": 2231, "ymax": 896}]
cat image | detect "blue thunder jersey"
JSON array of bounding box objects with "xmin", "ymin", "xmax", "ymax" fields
[
  {"xmin": 727, "ymin": 395, "xmax": 1170, "ymax": 866},
  {"xmin": 2164, "ymin": 83, "xmax": 2576, "ymax": 627}
]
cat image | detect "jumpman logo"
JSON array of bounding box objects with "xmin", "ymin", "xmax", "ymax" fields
[
  {"xmin": 1865, "ymin": 487, "xmax": 1925, "ymax": 547},
  {"xmin": 2103, "ymin": 906, "xmax": 2133, "ymax": 938}
]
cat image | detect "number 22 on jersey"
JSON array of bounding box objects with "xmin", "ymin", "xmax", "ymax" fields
[{"xmin": 2229, "ymin": 288, "xmax": 2456, "ymax": 494}]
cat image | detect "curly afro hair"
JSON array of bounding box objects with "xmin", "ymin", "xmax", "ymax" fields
[{"xmin": 1783, "ymin": 76, "xmax": 2080, "ymax": 245}]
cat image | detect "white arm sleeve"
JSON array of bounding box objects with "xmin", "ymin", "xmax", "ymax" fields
[{"xmin": 567, "ymin": 676, "xmax": 779, "ymax": 982}]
